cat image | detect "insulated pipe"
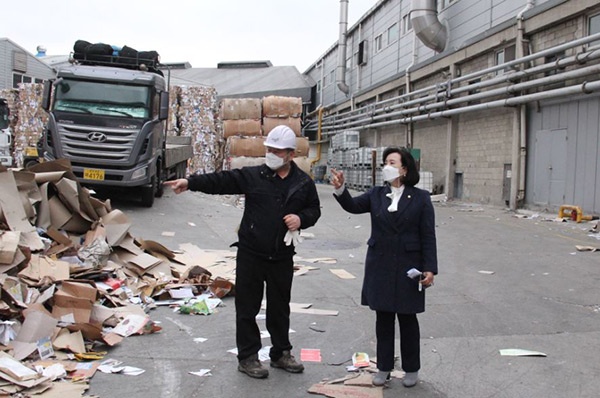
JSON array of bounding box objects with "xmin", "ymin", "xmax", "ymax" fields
[
  {"xmin": 316, "ymin": 33, "xmax": 600, "ymax": 131},
  {"xmin": 337, "ymin": 0, "xmax": 350, "ymax": 94},
  {"xmin": 317, "ymin": 45, "xmax": 600, "ymax": 131},
  {"xmin": 358, "ymin": 80, "xmax": 600, "ymax": 128},
  {"xmin": 411, "ymin": 0, "xmax": 447, "ymax": 53},
  {"xmin": 321, "ymin": 61, "xmax": 600, "ymax": 131},
  {"xmin": 312, "ymin": 32, "xmax": 600, "ymax": 134},
  {"xmin": 514, "ymin": 0, "xmax": 535, "ymax": 208}
]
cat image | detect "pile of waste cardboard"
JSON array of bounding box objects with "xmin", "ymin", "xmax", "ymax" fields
[{"xmin": 0, "ymin": 159, "xmax": 235, "ymax": 396}]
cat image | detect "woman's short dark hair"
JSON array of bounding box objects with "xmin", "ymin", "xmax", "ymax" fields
[{"xmin": 382, "ymin": 147, "xmax": 420, "ymax": 187}]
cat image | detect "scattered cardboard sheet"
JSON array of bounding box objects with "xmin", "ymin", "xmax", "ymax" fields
[
  {"xmin": 52, "ymin": 281, "xmax": 97, "ymax": 324},
  {"xmin": 0, "ymin": 354, "xmax": 39, "ymax": 381},
  {"xmin": 274, "ymin": 301, "xmax": 339, "ymax": 316},
  {"xmin": 11, "ymin": 309, "xmax": 58, "ymax": 361},
  {"xmin": 0, "ymin": 231, "xmax": 20, "ymax": 265},
  {"xmin": 308, "ymin": 383, "xmax": 383, "ymax": 398},
  {"xmin": 343, "ymin": 372, "xmax": 377, "ymax": 386},
  {"xmin": 330, "ymin": 269, "xmax": 356, "ymax": 279},
  {"xmin": 53, "ymin": 329, "xmax": 85, "ymax": 354}
]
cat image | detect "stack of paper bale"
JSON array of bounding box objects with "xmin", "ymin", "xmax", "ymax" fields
[
  {"xmin": 166, "ymin": 85, "xmax": 181, "ymax": 136},
  {"xmin": 176, "ymin": 86, "xmax": 223, "ymax": 174},
  {"xmin": 222, "ymin": 96, "xmax": 311, "ymax": 174},
  {"xmin": 221, "ymin": 98, "xmax": 264, "ymax": 170},
  {"xmin": 221, "ymin": 98, "xmax": 262, "ymax": 139},
  {"xmin": 0, "ymin": 84, "xmax": 48, "ymax": 168},
  {"xmin": 262, "ymin": 95, "xmax": 302, "ymax": 136}
]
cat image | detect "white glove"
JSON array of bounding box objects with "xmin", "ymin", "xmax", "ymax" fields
[{"xmin": 284, "ymin": 230, "xmax": 303, "ymax": 246}]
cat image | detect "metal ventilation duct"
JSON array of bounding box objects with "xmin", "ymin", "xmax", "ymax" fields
[
  {"xmin": 336, "ymin": 0, "xmax": 350, "ymax": 94},
  {"xmin": 411, "ymin": 0, "xmax": 447, "ymax": 53}
]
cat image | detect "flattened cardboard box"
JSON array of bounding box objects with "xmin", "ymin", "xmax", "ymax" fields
[{"xmin": 52, "ymin": 281, "xmax": 97, "ymax": 324}]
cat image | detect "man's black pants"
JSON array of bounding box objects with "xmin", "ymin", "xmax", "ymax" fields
[{"xmin": 235, "ymin": 249, "xmax": 294, "ymax": 362}]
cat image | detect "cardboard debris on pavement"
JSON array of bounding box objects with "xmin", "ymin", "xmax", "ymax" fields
[
  {"xmin": 0, "ymin": 160, "xmax": 240, "ymax": 395},
  {"xmin": 308, "ymin": 382, "xmax": 384, "ymax": 398},
  {"xmin": 330, "ymin": 269, "xmax": 356, "ymax": 279}
]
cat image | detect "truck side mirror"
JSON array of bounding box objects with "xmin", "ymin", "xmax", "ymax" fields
[
  {"xmin": 41, "ymin": 81, "xmax": 52, "ymax": 111},
  {"xmin": 159, "ymin": 91, "xmax": 169, "ymax": 121}
]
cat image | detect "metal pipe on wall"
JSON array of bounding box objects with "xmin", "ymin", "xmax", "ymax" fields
[
  {"xmin": 336, "ymin": 0, "xmax": 350, "ymax": 94},
  {"xmin": 314, "ymin": 33, "xmax": 600, "ymax": 131},
  {"xmin": 324, "ymin": 63, "xmax": 600, "ymax": 131}
]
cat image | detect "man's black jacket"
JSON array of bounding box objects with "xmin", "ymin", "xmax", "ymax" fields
[{"xmin": 186, "ymin": 162, "xmax": 321, "ymax": 260}]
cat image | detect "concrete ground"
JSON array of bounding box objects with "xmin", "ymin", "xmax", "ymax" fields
[{"xmin": 88, "ymin": 183, "xmax": 600, "ymax": 398}]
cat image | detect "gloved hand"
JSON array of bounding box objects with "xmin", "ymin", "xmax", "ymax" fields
[{"xmin": 283, "ymin": 230, "xmax": 303, "ymax": 246}]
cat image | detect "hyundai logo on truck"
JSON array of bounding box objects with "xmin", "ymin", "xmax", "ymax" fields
[{"xmin": 87, "ymin": 132, "xmax": 107, "ymax": 143}]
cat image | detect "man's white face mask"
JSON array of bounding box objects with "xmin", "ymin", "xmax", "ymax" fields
[
  {"xmin": 265, "ymin": 152, "xmax": 286, "ymax": 170},
  {"xmin": 382, "ymin": 165, "xmax": 400, "ymax": 182}
]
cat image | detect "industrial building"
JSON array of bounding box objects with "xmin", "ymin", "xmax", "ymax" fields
[
  {"xmin": 0, "ymin": 38, "xmax": 55, "ymax": 89},
  {"xmin": 3, "ymin": 1, "xmax": 600, "ymax": 214},
  {"xmin": 304, "ymin": 0, "xmax": 600, "ymax": 214}
]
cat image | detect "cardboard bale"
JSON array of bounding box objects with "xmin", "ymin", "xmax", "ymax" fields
[
  {"xmin": 263, "ymin": 116, "xmax": 302, "ymax": 136},
  {"xmin": 166, "ymin": 86, "xmax": 181, "ymax": 136},
  {"xmin": 12, "ymin": 84, "xmax": 49, "ymax": 168},
  {"xmin": 262, "ymin": 96, "xmax": 302, "ymax": 118},
  {"xmin": 293, "ymin": 156, "xmax": 312, "ymax": 175},
  {"xmin": 227, "ymin": 156, "xmax": 265, "ymax": 170},
  {"xmin": 226, "ymin": 136, "xmax": 266, "ymax": 157},
  {"xmin": 295, "ymin": 137, "xmax": 310, "ymax": 157},
  {"xmin": 176, "ymin": 86, "xmax": 223, "ymax": 174},
  {"xmin": 220, "ymin": 98, "xmax": 261, "ymax": 120},
  {"xmin": 223, "ymin": 119, "xmax": 262, "ymax": 138}
]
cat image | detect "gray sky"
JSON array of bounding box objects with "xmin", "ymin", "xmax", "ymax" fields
[{"xmin": 4, "ymin": 0, "xmax": 376, "ymax": 72}]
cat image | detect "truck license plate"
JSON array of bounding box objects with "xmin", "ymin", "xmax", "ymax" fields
[
  {"xmin": 83, "ymin": 168, "xmax": 105, "ymax": 181},
  {"xmin": 25, "ymin": 147, "xmax": 38, "ymax": 157}
]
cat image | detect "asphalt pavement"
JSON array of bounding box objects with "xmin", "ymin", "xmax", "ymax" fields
[{"xmin": 87, "ymin": 183, "xmax": 600, "ymax": 398}]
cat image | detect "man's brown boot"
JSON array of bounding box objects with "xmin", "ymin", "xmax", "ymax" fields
[
  {"xmin": 270, "ymin": 350, "xmax": 304, "ymax": 373},
  {"xmin": 238, "ymin": 355, "xmax": 269, "ymax": 379}
]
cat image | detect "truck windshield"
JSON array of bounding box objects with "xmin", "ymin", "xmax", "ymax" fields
[
  {"xmin": 0, "ymin": 104, "xmax": 8, "ymax": 130},
  {"xmin": 53, "ymin": 79, "xmax": 150, "ymax": 119}
]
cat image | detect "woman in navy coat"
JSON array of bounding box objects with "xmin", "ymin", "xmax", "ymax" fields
[{"xmin": 330, "ymin": 147, "xmax": 438, "ymax": 388}]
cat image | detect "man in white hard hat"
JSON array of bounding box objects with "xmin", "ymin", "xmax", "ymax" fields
[{"xmin": 164, "ymin": 125, "xmax": 321, "ymax": 379}]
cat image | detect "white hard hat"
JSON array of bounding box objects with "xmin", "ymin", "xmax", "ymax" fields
[{"xmin": 264, "ymin": 125, "xmax": 296, "ymax": 150}]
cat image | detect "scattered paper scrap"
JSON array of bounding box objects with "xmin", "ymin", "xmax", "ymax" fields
[
  {"xmin": 161, "ymin": 231, "xmax": 176, "ymax": 237},
  {"xmin": 193, "ymin": 338, "xmax": 207, "ymax": 343},
  {"xmin": 351, "ymin": 352, "xmax": 370, "ymax": 368},
  {"xmin": 575, "ymin": 245, "xmax": 598, "ymax": 252},
  {"xmin": 228, "ymin": 346, "xmax": 272, "ymax": 361},
  {"xmin": 330, "ymin": 269, "xmax": 356, "ymax": 279},
  {"xmin": 499, "ymin": 349, "xmax": 547, "ymax": 357},
  {"xmin": 301, "ymin": 349, "xmax": 322, "ymax": 362},
  {"xmin": 189, "ymin": 369, "xmax": 212, "ymax": 377},
  {"xmin": 478, "ymin": 270, "xmax": 495, "ymax": 275},
  {"xmin": 98, "ymin": 359, "xmax": 145, "ymax": 376}
]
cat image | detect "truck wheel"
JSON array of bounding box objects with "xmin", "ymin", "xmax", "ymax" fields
[
  {"xmin": 155, "ymin": 163, "xmax": 165, "ymax": 198},
  {"xmin": 141, "ymin": 176, "xmax": 156, "ymax": 207},
  {"xmin": 24, "ymin": 159, "xmax": 40, "ymax": 169}
]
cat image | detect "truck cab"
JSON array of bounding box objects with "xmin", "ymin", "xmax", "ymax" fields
[{"xmin": 41, "ymin": 56, "xmax": 172, "ymax": 206}]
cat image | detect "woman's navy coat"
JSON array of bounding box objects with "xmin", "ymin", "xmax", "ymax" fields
[{"xmin": 335, "ymin": 185, "xmax": 438, "ymax": 314}]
